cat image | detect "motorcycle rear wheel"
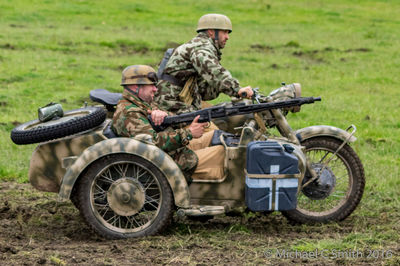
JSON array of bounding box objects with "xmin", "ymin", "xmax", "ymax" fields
[{"xmin": 282, "ymin": 137, "xmax": 365, "ymax": 223}]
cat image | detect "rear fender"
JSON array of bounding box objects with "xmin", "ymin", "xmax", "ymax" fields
[
  {"xmin": 58, "ymin": 137, "xmax": 190, "ymax": 208},
  {"xmin": 295, "ymin": 125, "xmax": 357, "ymax": 143}
]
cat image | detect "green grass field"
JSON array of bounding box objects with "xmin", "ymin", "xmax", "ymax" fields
[{"xmin": 1, "ymin": 0, "xmax": 399, "ymax": 264}]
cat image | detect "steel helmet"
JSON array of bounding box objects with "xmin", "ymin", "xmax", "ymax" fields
[
  {"xmin": 120, "ymin": 65, "xmax": 158, "ymax": 86},
  {"xmin": 196, "ymin": 14, "xmax": 232, "ymax": 33}
]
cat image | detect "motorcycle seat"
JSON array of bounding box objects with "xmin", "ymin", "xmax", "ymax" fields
[{"xmin": 90, "ymin": 89, "xmax": 122, "ymax": 110}]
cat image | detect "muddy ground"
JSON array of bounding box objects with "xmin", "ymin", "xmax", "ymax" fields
[{"xmin": 0, "ymin": 182, "xmax": 398, "ymax": 265}]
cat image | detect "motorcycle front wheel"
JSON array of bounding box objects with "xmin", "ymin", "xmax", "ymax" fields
[{"xmin": 282, "ymin": 137, "xmax": 365, "ymax": 223}]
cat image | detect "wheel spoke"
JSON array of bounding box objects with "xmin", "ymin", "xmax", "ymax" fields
[
  {"xmin": 118, "ymin": 216, "xmax": 122, "ymax": 228},
  {"xmin": 89, "ymin": 159, "xmax": 165, "ymax": 234},
  {"xmin": 130, "ymin": 214, "xmax": 144, "ymax": 227},
  {"xmin": 318, "ymin": 150, "xmax": 330, "ymax": 164},
  {"xmin": 99, "ymin": 168, "xmax": 114, "ymax": 183},
  {"xmin": 114, "ymin": 163, "xmax": 129, "ymax": 178},
  {"xmin": 144, "ymin": 179, "xmax": 157, "ymax": 190},
  {"xmin": 146, "ymin": 191, "xmax": 160, "ymax": 199},
  {"xmin": 106, "ymin": 214, "xmax": 118, "ymax": 225},
  {"xmin": 99, "ymin": 207, "xmax": 111, "ymax": 218},
  {"xmin": 145, "ymin": 194, "xmax": 160, "ymax": 205},
  {"xmin": 93, "ymin": 184, "xmax": 107, "ymax": 200},
  {"xmin": 144, "ymin": 199, "xmax": 159, "ymax": 210},
  {"xmin": 335, "ymin": 175, "xmax": 348, "ymax": 186},
  {"xmin": 93, "ymin": 192, "xmax": 106, "ymax": 201},
  {"xmin": 297, "ymin": 144, "xmax": 352, "ymax": 214},
  {"xmin": 94, "ymin": 183, "xmax": 106, "ymax": 194},
  {"xmin": 94, "ymin": 202, "xmax": 109, "ymax": 208},
  {"xmin": 136, "ymin": 211, "xmax": 152, "ymax": 224},
  {"xmin": 330, "ymin": 194, "xmax": 345, "ymax": 198},
  {"xmin": 135, "ymin": 167, "xmax": 147, "ymax": 180}
]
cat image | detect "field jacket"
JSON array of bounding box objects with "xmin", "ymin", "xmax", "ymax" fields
[{"xmin": 155, "ymin": 32, "xmax": 241, "ymax": 114}]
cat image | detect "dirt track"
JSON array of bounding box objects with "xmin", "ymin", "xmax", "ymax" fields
[{"xmin": 1, "ymin": 182, "xmax": 398, "ymax": 265}]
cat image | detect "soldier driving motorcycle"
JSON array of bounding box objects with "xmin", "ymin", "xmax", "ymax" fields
[
  {"xmin": 154, "ymin": 13, "xmax": 254, "ymax": 115},
  {"xmin": 111, "ymin": 65, "xmax": 226, "ymax": 183}
]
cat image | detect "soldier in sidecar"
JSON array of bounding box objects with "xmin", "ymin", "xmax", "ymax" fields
[{"xmin": 111, "ymin": 65, "xmax": 226, "ymax": 184}]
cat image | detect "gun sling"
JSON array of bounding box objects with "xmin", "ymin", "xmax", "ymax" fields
[{"xmin": 160, "ymin": 73, "xmax": 185, "ymax": 87}]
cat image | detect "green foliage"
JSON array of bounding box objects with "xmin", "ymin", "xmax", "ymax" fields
[{"xmin": 49, "ymin": 255, "xmax": 66, "ymax": 266}]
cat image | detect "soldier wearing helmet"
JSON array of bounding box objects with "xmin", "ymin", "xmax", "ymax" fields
[
  {"xmin": 154, "ymin": 13, "xmax": 253, "ymax": 116},
  {"xmin": 112, "ymin": 65, "xmax": 226, "ymax": 182}
]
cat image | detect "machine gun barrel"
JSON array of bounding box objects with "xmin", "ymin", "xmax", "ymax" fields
[{"xmin": 149, "ymin": 97, "xmax": 321, "ymax": 132}]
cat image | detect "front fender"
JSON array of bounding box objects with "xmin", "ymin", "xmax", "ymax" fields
[
  {"xmin": 58, "ymin": 138, "xmax": 190, "ymax": 208},
  {"xmin": 295, "ymin": 125, "xmax": 357, "ymax": 143}
]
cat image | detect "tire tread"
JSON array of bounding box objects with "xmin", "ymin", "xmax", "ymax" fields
[{"xmin": 10, "ymin": 107, "xmax": 106, "ymax": 145}]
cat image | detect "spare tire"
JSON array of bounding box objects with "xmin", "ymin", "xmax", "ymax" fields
[{"xmin": 11, "ymin": 107, "xmax": 106, "ymax": 145}]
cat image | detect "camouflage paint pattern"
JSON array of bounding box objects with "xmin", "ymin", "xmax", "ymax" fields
[
  {"xmin": 212, "ymin": 114, "xmax": 253, "ymax": 133},
  {"xmin": 121, "ymin": 65, "xmax": 156, "ymax": 85},
  {"xmin": 263, "ymin": 83, "xmax": 303, "ymax": 113},
  {"xmin": 111, "ymin": 90, "xmax": 198, "ymax": 178},
  {"xmin": 29, "ymin": 122, "xmax": 108, "ymax": 192},
  {"xmin": 155, "ymin": 32, "xmax": 240, "ymax": 114},
  {"xmin": 268, "ymin": 83, "xmax": 302, "ymax": 101},
  {"xmin": 295, "ymin": 125, "xmax": 357, "ymax": 143},
  {"xmin": 58, "ymin": 137, "xmax": 191, "ymax": 208}
]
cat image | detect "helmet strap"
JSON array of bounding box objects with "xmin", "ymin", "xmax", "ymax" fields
[
  {"xmin": 213, "ymin": 29, "xmax": 220, "ymax": 49},
  {"xmin": 125, "ymin": 85, "xmax": 141, "ymax": 96}
]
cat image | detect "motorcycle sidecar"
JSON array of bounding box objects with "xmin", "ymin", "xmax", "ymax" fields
[{"xmin": 26, "ymin": 114, "xmax": 306, "ymax": 239}]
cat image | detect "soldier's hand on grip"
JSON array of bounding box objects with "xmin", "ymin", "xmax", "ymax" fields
[
  {"xmin": 189, "ymin": 115, "xmax": 207, "ymax": 138},
  {"xmin": 149, "ymin": 109, "xmax": 168, "ymax": 126}
]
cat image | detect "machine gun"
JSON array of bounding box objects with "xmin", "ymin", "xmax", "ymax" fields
[{"xmin": 149, "ymin": 97, "xmax": 321, "ymax": 132}]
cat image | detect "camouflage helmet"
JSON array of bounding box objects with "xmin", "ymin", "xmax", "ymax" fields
[
  {"xmin": 196, "ymin": 14, "xmax": 232, "ymax": 33},
  {"xmin": 121, "ymin": 65, "xmax": 158, "ymax": 86}
]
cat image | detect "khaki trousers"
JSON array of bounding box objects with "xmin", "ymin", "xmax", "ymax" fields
[{"xmin": 187, "ymin": 130, "xmax": 225, "ymax": 181}]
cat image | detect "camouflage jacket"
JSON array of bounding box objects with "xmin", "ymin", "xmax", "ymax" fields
[
  {"xmin": 111, "ymin": 90, "xmax": 193, "ymax": 153},
  {"xmin": 155, "ymin": 32, "xmax": 241, "ymax": 114}
]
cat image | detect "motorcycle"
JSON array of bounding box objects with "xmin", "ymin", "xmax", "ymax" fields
[{"xmin": 10, "ymin": 83, "xmax": 365, "ymax": 239}]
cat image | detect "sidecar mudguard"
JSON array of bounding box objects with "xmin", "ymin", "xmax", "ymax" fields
[
  {"xmin": 295, "ymin": 125, "xmax": 357, "ymax": 143},
  {"xmin": 57, "ymin": 137, "xmax": 190, "ymax": 208}
]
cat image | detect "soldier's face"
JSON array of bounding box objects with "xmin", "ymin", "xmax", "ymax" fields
[
  {"xmin": 217, "ymin": 30, "xmax": 230, "ymax": 49},
  {"xmin": 207, "ymin": 29, "xmax": 230, "ymax": 49},
  {"xmin": 138, "ymin": 84, "xmax": 158, "ymax": 103}
]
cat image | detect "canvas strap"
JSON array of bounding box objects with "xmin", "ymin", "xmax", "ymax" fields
[
  {"xmin": 178, "ymin": 76, "xmax": 196, "ymax": 105},
  {"xmin": 244, "ymin": 169, "xmax": 300, "ymax": 179}
]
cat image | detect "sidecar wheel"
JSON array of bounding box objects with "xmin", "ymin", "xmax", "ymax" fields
[
  {"xmin": 282, "ymin": 137, "xmax": 365, "ymax": 223},
  {"xmin": 75, "ymin": 154, "xmax": 174, "ymax": 239},
  {"xmin": 10, "ymin": 107, "xmax": 106, "ymax": 145}
]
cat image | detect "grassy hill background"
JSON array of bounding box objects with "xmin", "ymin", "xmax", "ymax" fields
[{"xmin": 0, "ymin": 0, "xmax": 399, "ymax": 264}]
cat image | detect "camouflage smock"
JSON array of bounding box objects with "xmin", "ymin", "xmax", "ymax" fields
[
  {"xmin": 111, "ymin": 90, "xmax": 198, "ymax": 179},
  {"xmin": 155, "ymin": 32, "xmax": 240, "ymax": 114}
]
